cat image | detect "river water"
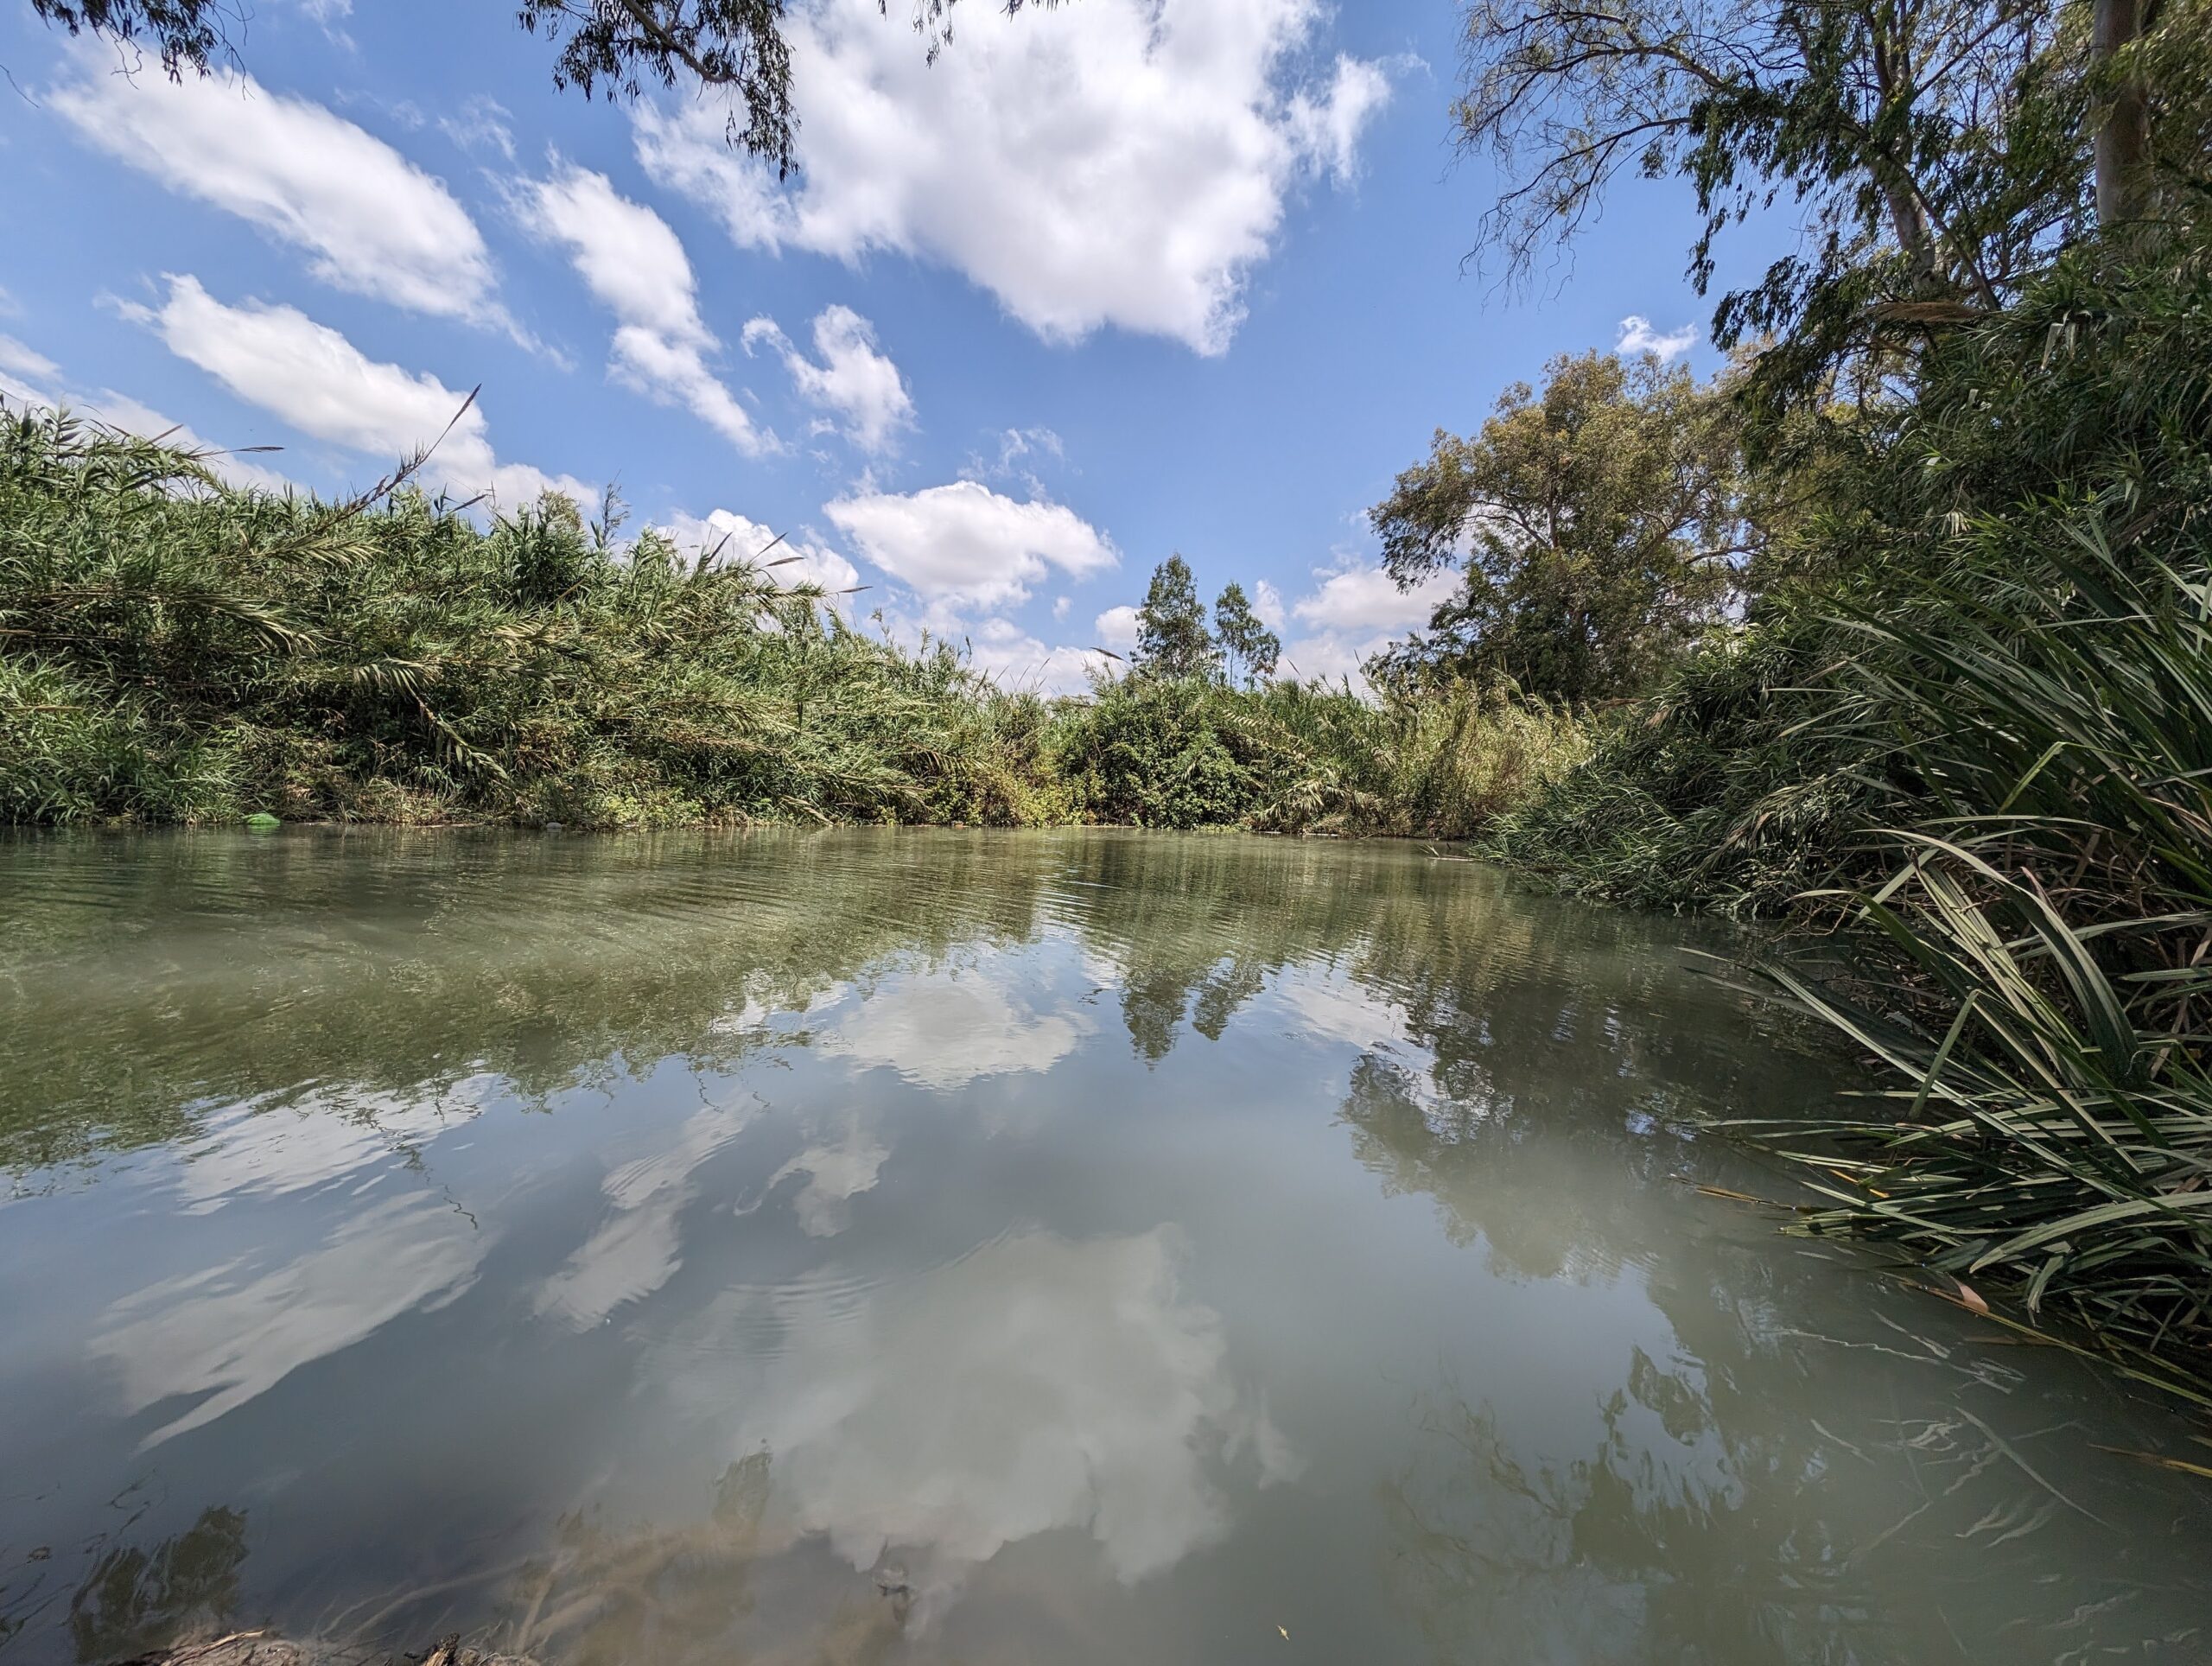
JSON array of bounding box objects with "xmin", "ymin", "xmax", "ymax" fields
[{"xmin": 0, "ymin": 829, "xmax": 2205, "ymax": 1664}]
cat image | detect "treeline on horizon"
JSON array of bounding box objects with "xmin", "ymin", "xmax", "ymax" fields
[{"xmin": 8, "ymin": 0, "xmax": 2212, "ymax": 1397}]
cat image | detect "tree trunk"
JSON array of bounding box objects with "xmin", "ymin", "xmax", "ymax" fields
[
  {"xmin": 1884, "ymin": 185, "xmax": 1936, "ymax": 286},
  {"xmin": 2092, "ymin": 0, "xmax": 2152, "ymax": 226},
  {"xmin": 1866, "ymin": 29, "xmax": 1937, "ymax": 283}
]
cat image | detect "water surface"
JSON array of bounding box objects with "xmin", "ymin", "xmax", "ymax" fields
[{"xmin": 0, "ymin": 830, "xmax": 2206, "ymax": 1663}]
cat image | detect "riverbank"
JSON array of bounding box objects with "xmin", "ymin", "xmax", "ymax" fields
[
  {"xmin": 0, "ymin": 408, "xmax": 1584, "ymax": 838},
  {"xmin": 1478, "ymin": 237, "xmax": 2212, "ymax": 1407},
  {"xmin": 114, "ymin": 1633, "xmax": 533, "ymax": 1666}
]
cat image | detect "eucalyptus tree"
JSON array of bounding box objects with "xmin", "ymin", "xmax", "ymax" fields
[
  {"xmin": 1367, "ymin": 351, "xmax": 1747, "ymax": 703},
  {"xmin": 1212, "ymin": 582, "xmax": 1281, "ymax": 688},
  {"xmin": 1450, "ymin": 0, "xmax": 2205, "ymax": 413},
  {"xmin": 1131, "ymin": 556, "xmax": 1219, "ymax": 683}
]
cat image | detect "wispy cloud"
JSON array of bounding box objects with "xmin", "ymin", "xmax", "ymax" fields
[
  {"xmin": 121, "ymin": 275, "xmax": 588, "ymax": 507},
  {"xmin": 519, "ymin": 163, "xmax": 771, "ymax": 455},
  {"xmin": 1615, "ymin": 315, "xmax": 1698, "ymax": 362},
  {"xmin": 0, "ymin": 329, "xmax": 293, "ymax": 493},
  {"xmin": 54, "ymin": 58, "xmax": 516, "ymax": 337}
]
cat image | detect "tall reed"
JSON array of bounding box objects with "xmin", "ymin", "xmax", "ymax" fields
[{"xmin": 1751, "ymin": 506, "xmax": 2212, "ymax": 1388}]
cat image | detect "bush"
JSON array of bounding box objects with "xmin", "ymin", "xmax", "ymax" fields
[
  {"xmin": 1048, "ymin": 673, "xmax": 1587, "ymax": 836},
  {"xmin": 0, "ymin": 405, "xmax": 1583, "ymax": 840},
  {"xmin": 0, "ymin": 657, "xmax": 233, "ymax": 823}
]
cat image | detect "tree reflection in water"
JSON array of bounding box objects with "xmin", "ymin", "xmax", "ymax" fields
[
  {"xmin": 1339, "ymin": 1037, "xmax": 2209, "ymax": 1663},
  {"xmin": 61, "ymin": 1507, "xmax": 248, "ymax": 1665}
]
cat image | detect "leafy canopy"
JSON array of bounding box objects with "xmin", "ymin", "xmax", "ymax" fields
[
  {"xmin": 29, "ymin": 0, "xmax": 1064, "ymax": 173},
  {"xmin": 1212, "ymin": 582, "xmax": 1281, "ymax": 688},
  {"xmin": 1368, "ymin": 351, "xmax": 1747, "ymax": 702},
  {"xmin": 1131, "ymin": 555, "xmax": 1220, "ymax": 683},
  {"xmin": 517, "ymin": 0, "xmax": 798, "ymax": 170},
  {"xmin": 1452, "ymin": 0, "xmax": 2096, "ymax": 414}
]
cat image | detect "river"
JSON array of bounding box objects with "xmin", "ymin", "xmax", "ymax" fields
[{"xmin": 0, "ymin": 829, "xmax": 2205, "ymax": 1663}]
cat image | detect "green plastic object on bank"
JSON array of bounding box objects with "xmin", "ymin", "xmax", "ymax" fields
[{"xmin": 245, "ymin": 812, "xmax": 282, "ymax": 830}]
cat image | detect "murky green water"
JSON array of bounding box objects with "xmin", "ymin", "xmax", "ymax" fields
[{"xmin": 1, "ymin": 830, "xmax": 2207, "ymax": 1664}]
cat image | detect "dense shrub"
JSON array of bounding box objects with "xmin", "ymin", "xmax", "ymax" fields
[
  {"xmin": 1049, "ymin": 673, "xmax": 1586, "ymax": 836},
  {"xmin": 0, "ymin": 410, "xmax": 1091, "ymax": 830}
]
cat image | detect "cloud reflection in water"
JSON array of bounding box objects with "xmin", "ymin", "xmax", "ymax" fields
[
  {"xmin": 536, "ymin": 1102, "xmax": 757, "ymax": 1330},
  {"xmin": 652, "ymin": 1225, "xmax": 1296, "ymax": 1620},
  {"xmin": 821, "ymin": 964, "xmax": 1090, "ymax": 1091},
  {"xmin": 92, "ymin": 1192, "xmax": 488, "ymax": 1448}
]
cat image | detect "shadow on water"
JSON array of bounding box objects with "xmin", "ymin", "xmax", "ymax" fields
[
  {"xmin": 0, "ymin": 828, "xmax": 2207, "ymax": 1664},
  {"xmin": 0, "ymin": 1498, "xmax": 247, "ymax": 1665}
]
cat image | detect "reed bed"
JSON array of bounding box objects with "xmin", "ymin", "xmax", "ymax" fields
[
  {"xmin": 1751, "ymin": 508, "xmax": 2212, "ymax": 1392},
  {"xmin": 0, "ymin": 402, "xmax": 1580, "ymax": 839}
]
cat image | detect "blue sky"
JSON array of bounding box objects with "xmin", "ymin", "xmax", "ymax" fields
[{"xmin": 0, "ymin": 0, "xmax": 1732, "ymax": 689}]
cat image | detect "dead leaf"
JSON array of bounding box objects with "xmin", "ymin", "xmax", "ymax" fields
[
  {"xmin": 2094, "ymin": 1445, "xmax": 2212, "ymax": 1482},
  {"xmin": 1694, "ymin": 1184, "xmax": 1766, "ymax": 1205}
]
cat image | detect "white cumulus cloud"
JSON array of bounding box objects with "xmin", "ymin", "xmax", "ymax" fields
[
  {"xmin": 1094, "ymin": 603, "xmax": 1142, "ymax": 652},
  {"xmin": 1281, "ymin": 556, "xmax": 1459, "ymax": 687},
  {"xmin": 53, "ymin": 61, "xmax": 510, "ymax": 333},
  {"xmin": 824, "ymin": 480, "xmax": 1116, "ymax": 610},
  {"xmin": 742, "ymin": 305, "xmax": 914, "ymax": 453},
  {"xmin": 124, "ymin": 275, "xmax": 588, "ymax": 508},
  {"xmin": 633, "ymin": 0, "xmax": 1395, "ymax": 354},
  {"xmin": 1616, "ymin": 315, "xmax": 1698, "ymax": 361},
  {"xmin": 521, "ymin": 164, "xmax": 769, "ymax": 455},
  {"xmin": 1292, "ymin": 560, "xmax": 1456, "ymax": 635},
  {"xmin": 957, "ymin": 619, "xmax": 1117, "ymax": 695}
]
